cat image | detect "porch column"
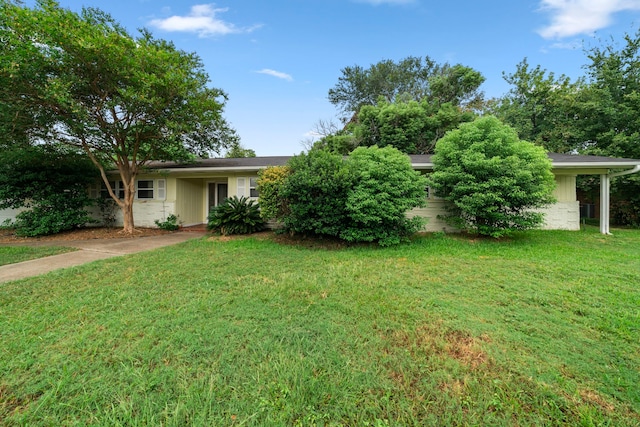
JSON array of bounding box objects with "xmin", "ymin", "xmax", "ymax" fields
[{"xmin": 600, "ymin": 174, "xmax": 610, "ymax": 235}]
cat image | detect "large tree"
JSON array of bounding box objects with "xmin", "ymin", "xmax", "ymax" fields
[
  {"xmin": 328, "ymin": 56, "xmax": 485, "ymax": 123},
  {"xmin": 582, "ymin": 31, "xmax": 640, "ymax": 160},
  {"xmin": 580, "ymin": 31, "xmax": 640, "ymax": 224},
  {"xmin": 0, "ymin": 0, "xmax": 237, "ymax": 233},
  {"xmin": 494, "ymin": 33, "xmax": 640, "ymax": 225},
  {"xmin": 490, "ymin": 59, "xmax": 585, "ymax": 154},
  {"xmin": 353, "ymin": 100, "xmax": 474, "ymax": 154}
]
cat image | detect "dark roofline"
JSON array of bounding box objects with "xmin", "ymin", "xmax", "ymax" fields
[
  {"xmin": 145, "ymin": 156, "xmax": 291, "ymax": 169},
  {"xmin": 143, "ymin": 153, "xmax": 640, "ymax": 171}
]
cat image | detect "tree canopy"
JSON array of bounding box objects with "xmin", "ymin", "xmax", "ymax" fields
[
  {"xmin": 353, "ymin": 100, "xmax": 475, "ymax": 155},
  {"xmin": 492, "ymin": 31, "xmax": 640, "ymax": 225},
  {"xmin": 0, "ymin": 0, "xmax": 238, "ymax": 233},
  {"xmin": 318, "ymin": 56, "xmax": 484, "ymax": 155},
  {"xmin": 490, "ymin": 59, "xmax": 585, "ymax": 154},
  {"xmin": 328, "ymin": 56, "xmax": 485, "ymax": 123},
  {"xmin": 225, "ymin": 143, "xmax": 257, "ymax": 158}
]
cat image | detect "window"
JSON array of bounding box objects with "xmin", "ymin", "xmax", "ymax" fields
[
  {"xmin": 100, "ymin": 181, "xmax": 124, "ymax": 199},
  {"xmin": 88, "ymin": 182, "xmax": 100, "ymax": 199},
  {"xmin": 90, "ymin": 179, "xmax": 165, "ymax": 200},
  {"xmin": 237, "ymin": 177, "xmax": 259, "ymax": 198},
  {"xmin": 137, "ymin": 180, "xmax": 154, "ymax": 199},
  {"xmin": 249, "ymin": 177, "xmax": 259, "ymax": 198}
]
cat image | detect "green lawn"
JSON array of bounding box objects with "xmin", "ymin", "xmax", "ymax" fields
[
  {"xmin": 0, "ymin": 228, "xmax": 639, "ymax": 426},
  {"xmin": 0, "ymin": 246, "xmax": 76, "ymax": 266}
]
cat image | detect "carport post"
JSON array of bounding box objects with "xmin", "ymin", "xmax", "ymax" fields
[{"xmin": 600, "ymin": 174, "xmax": 610, "ymax": 235}]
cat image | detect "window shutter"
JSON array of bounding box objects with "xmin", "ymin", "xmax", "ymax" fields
[
  {"xmin": 157, "ymin": 179, "xmax": 166, "ymax": 200},
  {"xmin": 237, "ymin": 178, "xmax": 246, "ymax": 197}
]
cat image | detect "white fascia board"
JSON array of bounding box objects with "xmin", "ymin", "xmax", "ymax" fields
[
  {"xmin": 411, "ymin": 163, "xmax": 433, "ymax": 170},
  {"xmin": 553, "ymin": 162, "xmax": 640, "ymax": 168},
  {"xmin": 112, "ymin": 166, "xmax": 271, "ymax": 175},
  {"xmin": 411, "ymin": 161, "xmax": 640, "ymax": 170}
]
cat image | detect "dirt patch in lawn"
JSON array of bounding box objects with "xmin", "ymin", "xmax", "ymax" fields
[{"xmin": 0, "ymin": 227, "xmax": 173, "ymax": 244}]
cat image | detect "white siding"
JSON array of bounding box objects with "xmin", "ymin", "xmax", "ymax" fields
[
  {"xmin": 114, "ymin": 201, "xmax": 177, "ymax": 228},
  {"xmin": 537, "ymin": 201, "xmax": 580, "ymax": 230},
  {"xmin": 409, "ymin": 200, "xmax": 459, "ymax": 232},
  {"xmin": 410, "ymin": 200, "xmax": 580, "ymax": 232},
  {"xmin": 0, "ymin": 208, "xmax": 24, "ymax": 225}
]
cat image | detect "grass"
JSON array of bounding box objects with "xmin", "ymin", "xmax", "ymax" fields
[
  {"xmin": 0, "ymin": 246, "xmax": 76, "ymax": 266},
  {"xmin": 0, "ymin": 227, "xmax": 639, "ymax": 426}
]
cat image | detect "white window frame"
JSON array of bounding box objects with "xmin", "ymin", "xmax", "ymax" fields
[
  {"xmin": 249, "ymin": 177, "xmax": 259, "ymax": 198},
  {"xmin": 101, "ymin": 180, "xmax": 125, "ymax": 200},
  {"xmin": 237, "ymin": 177, "xmax": 259, "ymax": 199},
  {"xmin": 88, "ymin": 182, "xmax": 101, "ymax": 199},
  {"xmin": 136, "ymin": 179, "xmax": 155, "ymax": 200},
  {"xmin": 90, "ymin": 179, "xmax": 165, "ymax": 201}
]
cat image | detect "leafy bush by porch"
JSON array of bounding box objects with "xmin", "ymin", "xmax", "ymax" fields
[
  {"xmin": 155, "ymin": 214, "xmax": 181, "ymax": 231},
  {"xmin": 207, "ymin": 196, "xmax": 265, "ymax": 235},
  {"xmin": 256, "ymin": 165, "xmax": 291, "ymax": 222}
]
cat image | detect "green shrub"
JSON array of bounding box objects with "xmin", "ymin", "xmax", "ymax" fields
[
  {"xmin": 428, "ymin": 116, "xmax": 556, "ymax": 237},
  {"xmin": 279, "ymin": 149, "xmax": 353, "ymax": 237},
  {"xmin": 96, "ymin": 197, "xmax": 118, "ymax": 227},
  {"xmin": 341, "ymin": 146, "xmax": 427, "ymax": 246},
  {"xmin": 155, "ymin": 214, "xmax": 181, "ymax": 231},
  {"xmin": 279, "ymin": 146, "xmax": 427, "ymax": 245},
  {"xmin": 14, "ymin": 193, "xmax": 96, "ymax": 237},
  {"xmin": 257, "ymin": 165, "xmax": 291, "ymax": 221},
  {"xmin": 207, "ymin": 196, "xmax": 265, "ymax": 235},
  {"xmin": 0, "ymin": 145, "xmax": 99, "ymax": 237}
]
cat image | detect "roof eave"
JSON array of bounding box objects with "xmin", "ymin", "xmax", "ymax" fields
[{"xmin": 552, "ymin": 162, "xmax": 640, "ymax": 168}]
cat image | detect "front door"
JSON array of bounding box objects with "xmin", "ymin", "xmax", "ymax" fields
[{"xmin": 208, "ymin": 182, "xmax": 228, "ymax": 213}]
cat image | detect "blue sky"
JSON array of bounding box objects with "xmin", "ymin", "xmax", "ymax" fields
[{"xmin": 36, "ymin": 1, "xmax": 640, "ymax": 155}]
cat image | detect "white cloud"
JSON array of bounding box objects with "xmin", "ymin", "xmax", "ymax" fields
[
  {"xmin": 256, "ymin": 69, "xmax": 293, "ymax": 81},
  {"xmin": 538, "ymin": 0, "xmax": 640, "ymax": 39},
  {"xmin": 148, "ymin": 4, "xmax": 260, "ymax": 37}
]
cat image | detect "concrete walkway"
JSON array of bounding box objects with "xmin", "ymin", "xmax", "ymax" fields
[{"xmin": 0, "ymin": 231, "xmax": 206, "ymax": 283}]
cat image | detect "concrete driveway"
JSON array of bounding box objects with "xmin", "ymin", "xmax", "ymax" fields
[{"xmin": 0, "ymin": 231, "xmax": 206, "ymax": 283}]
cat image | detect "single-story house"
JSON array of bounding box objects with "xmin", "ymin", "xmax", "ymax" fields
[{"xmin": 2, "ymin": 153, "xmax": 639, "ymax": 234}]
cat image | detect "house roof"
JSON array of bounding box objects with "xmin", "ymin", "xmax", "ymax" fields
[
  {"xmin": 409, "ymin": 153, "xmax": 640, "ymax": 170},
  {"xmin": 144, "ymin": 153, "xmax": 640, "ymax": 172},
  {"xmin": 146, "ymin": 156, "xmax": 291, "ymax": 170}
]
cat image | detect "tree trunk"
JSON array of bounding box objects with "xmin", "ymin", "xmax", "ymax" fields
[
  {"xmin": 120, "ymin": 174, "xmax": 137, "ymax": 234},
  {"xmin": 122, "ymin": 198, "xmax": 135, "ymax": 234}
]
